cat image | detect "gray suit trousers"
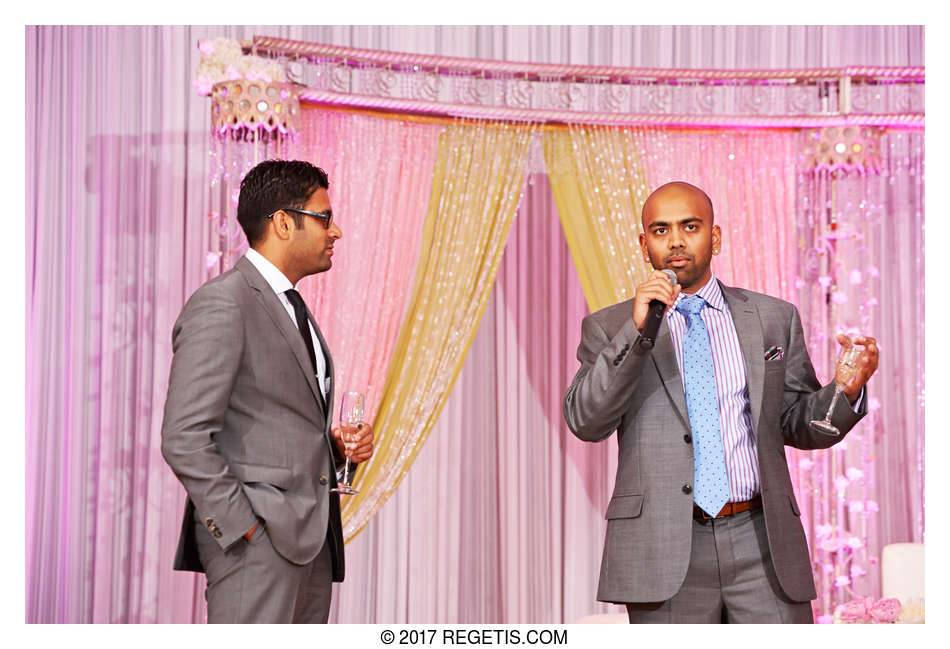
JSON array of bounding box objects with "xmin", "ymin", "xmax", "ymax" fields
[
  {"xmin": 194, "ymin": 517, "xmax": 333, "ymax": 623},
  {"xmin": 626, "ymin": 508, "xmax": 813, "ymax": 623}
]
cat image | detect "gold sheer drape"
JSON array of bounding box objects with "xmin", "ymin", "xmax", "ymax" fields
[
  {"xmin": 543, "ymin": 125, "xmax": 654, "ymax": 313},
  {"xmin": 343, "ymin": 121, "xmax": 532, "ymax": 539}
]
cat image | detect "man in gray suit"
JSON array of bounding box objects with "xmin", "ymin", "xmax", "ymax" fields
[
  {"xmin": 563, "ymin": 182, "xmax": 879, "ymax": 623},
  {"xmin": 162, "ymin": 160, "xmax": 374, "ymax": 623}
]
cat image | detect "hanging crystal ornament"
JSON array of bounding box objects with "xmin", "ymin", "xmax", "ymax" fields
[
  {"xmin": 211, "ymin": 80, "xmax": 301, "ymax": 139},
  {"xmin": 793, "ymin": 125, "xmax": 910, "ymax": 621},
  {"xmin": 804, "ymin": 126, "xmax": 884, "ymax": 174},
  {"xmin": 205, "ymin": 80, "xmax": 303, "ymax": 274}
]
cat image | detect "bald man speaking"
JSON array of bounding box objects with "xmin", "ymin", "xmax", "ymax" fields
[{"xmin": 562, "ymin": 182, "xmax": 878, "ymax": 623}]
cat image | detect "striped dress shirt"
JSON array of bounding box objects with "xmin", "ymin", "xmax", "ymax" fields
[{"xmin": 666, "ymin": 275, "xmax": 759, "ymax": 502}]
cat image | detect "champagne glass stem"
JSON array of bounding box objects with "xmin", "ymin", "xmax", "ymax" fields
[
  {"xmin": 343, "ymin": 456, "xmax": 351, "ymax": 485},
  {"xmin": 824, "ymin": 384, "xmax": 842, "ymax": 422}
]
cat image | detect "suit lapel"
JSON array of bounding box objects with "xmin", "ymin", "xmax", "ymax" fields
[
  {"xmin": 308, "ymin": 310, "xmax": 335, "ymax": 424},
  {"xmin": 720, "ymin": 282, "xmax": 765, "ymax": 433},
  {"xmin": 307, "ymin": 310, "xmax": 343, "ymax": 474},
  {"xmin": 236, "ymin": 257, "xmax": 326, "ymax": 419},
  {"xmin": 651, "ymin": 317, "xmax": 690, "ymax": 429}
]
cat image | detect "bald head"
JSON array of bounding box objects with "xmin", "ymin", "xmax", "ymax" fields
[
  {"xmin": 638, "ymin": 181, "xmax": 721, "ymax": 293},
  {"xmin": 641, "ymin": 182, "xmax": 714, "ymax": 229}
]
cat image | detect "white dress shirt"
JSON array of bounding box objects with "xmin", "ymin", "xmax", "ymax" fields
[{"xmin": 245, "ymin": 248, "xmax": 329, "ymax": 398}]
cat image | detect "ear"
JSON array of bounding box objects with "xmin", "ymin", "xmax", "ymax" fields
[
  {"xmin": 638, "ymin": 232, "xmax": 650, "ymax": 264},
  {"xmin": 271, "ymin": 210, "xmax": 294, "ymax": 242},
  {"xmin": 712, "ymin": 225, "xmax": 722, "ymax": 255}
]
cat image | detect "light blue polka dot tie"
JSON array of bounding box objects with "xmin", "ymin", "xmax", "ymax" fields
[{"xmin": 677, "ymin": 295, "xmax": 730, "ymax": 517}]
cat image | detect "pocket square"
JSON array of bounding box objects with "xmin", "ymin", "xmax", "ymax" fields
[{"xmin": 764, "ymin": 345, "xmax": 784, "ymax": 361}]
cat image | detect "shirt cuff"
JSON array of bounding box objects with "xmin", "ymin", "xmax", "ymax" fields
[{"xmin": 850, "ymin": 387, "xmax": 867, "ymax": 413}]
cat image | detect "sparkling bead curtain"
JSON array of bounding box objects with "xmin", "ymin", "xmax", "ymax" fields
[
  {"xmin": 793, "ymin": 131, "xmax": 924, "ymax": 621},
  {"xmin": 329, "ymin": 174, "xmax": 609, "ymax": 622},
  {"xmin": 543, "ymin": 126, "xmax": 653, "ymax": 313},
  {"xmin": 342, "ymin": 121, "xmax": 534, "ymax": 540},
  {"xmin": 637, "ymin": 129, "xmax": 799, "ymax": 303},
  {"xmin": 294, "ymin": 107, "xmax": 442, "ymax": 436}
]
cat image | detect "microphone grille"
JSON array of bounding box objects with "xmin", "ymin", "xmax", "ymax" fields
[{"xmin": 662, "ymin": 269, "xmax": 679, "ymax": 286}]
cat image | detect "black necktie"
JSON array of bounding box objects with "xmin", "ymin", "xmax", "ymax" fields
[{"xmin": 284, "ymin": 289, "xmax": 327, "ymax": 413}]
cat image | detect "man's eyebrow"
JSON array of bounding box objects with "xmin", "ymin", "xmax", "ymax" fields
[{"xmin": 648, "ymin": 217, "xmax": 703, "ymax": 229}]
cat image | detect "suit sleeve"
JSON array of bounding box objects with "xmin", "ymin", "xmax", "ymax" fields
[
  {"xmin": 161, "ymin": 284, "xmax": 258, "ymax": 551},
  {"xmin": 779, "ymin": 305, "xmax": 867, "ymax": 449},
  {"xmin": 563, "ymin": 313, "xmax": 651, "ymax": 442}
]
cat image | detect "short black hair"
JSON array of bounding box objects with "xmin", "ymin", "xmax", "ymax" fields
[{"xmin": 237, "ymin": 159, "xmax": 329, "ymax": 246}]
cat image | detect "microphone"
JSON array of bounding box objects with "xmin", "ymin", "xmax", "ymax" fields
[{"xmin": 638, "ymin": 269, "xmax": 679, "ymax": 350}]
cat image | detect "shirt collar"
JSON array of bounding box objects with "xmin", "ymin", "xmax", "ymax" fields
[
  {"xmin": 245, "ymin": 248, "xmax": 294, "ymax": 295},
  {"xmin": 667, "ymin": 273, "xmax": 725, "ymax": 317}
]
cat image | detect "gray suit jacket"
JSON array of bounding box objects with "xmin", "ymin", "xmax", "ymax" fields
[
  {"xmin": 161, "ymin": 256, "xmax": 345, "ymax": 581},
  {"xmin": 563, "ymin": 282, "xmax": 865, "ymax": 604}
]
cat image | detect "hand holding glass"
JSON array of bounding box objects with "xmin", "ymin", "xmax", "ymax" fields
[
  {"xmin": 809, "ymin": 341, "xmax": 863, "ymax": 436},
  {"xmin": 331, "ymin": 391, "xmax": 364, "ymax": 495}
]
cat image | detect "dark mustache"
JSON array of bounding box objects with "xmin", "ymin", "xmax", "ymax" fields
[{"xmin": 664, "ymin": 250, "xmax": 692, "ymax": 263}]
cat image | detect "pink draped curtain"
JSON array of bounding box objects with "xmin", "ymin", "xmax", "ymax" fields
[
  {"xmin": 637, "ymin": 130, "xmax": 799, "ymax": 301},
  {"xmin": 27, "ymin": 25, "xmax": 215, "ymax": 624},
  {"xmin": 295, "ymin": 109, "xmax": 442, "ymax": 432},
  {"xmin": 331, "ymin": 175, "xmax": 614, "ymax": 622},
  {"xmin": 26, "ymin": 25, "xmax": 923, "ymax": 623}
]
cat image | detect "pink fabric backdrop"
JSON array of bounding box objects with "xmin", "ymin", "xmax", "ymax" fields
[
  {"xmin": 26, "ymin": 25, "xmax": 923, "ymax": 623},
  {"xmin": 26, "ymin": 26, "xmax": 214, "ymax": 624},
  {"xmin": 637, "ymin": 129, "xmax": 799, "ymax": 301},
  {"xmin": 330, "ymin": 174, "xmax": 615, "ymax": 622},
  {"xmin": 296, "ymin": 109, "xmax": 441, "ymax": 435}
]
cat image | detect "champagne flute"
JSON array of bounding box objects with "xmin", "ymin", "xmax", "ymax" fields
[
  {"xmin": 330, "ymin": 391, "xmax": 364, "ymax": 495},
  {"xmin": 809, "ymin": 341, "xmax": 863, "ymax": 436}
]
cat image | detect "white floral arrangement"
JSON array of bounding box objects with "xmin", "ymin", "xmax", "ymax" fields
[{"xmin": 194, "ymin": 37, "xmax": 287, "ymax": 96}]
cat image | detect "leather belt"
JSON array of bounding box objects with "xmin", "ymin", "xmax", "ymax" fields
[{"xmin": 693, "ymin": 495, "xmax": 762, "ymax": 521}]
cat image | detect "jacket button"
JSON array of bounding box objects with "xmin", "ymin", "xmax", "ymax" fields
[
  {"xmin": 684, "ymin": 434, "xmax": 692, "ymax": 444},
  {"xmin": 622, "ymin": 344, "xmax": 630, "ymax": 352},
  {"xmin": 613, "ymin": 359, "xmax": 620, "ymax": 366},
  {"xmin": 682, "ymin": 484, "xmax": 692, "ymax": 494},
  {"xmin": 319, "ymin": 475, "xmax": 329, "ymax": 485}
]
